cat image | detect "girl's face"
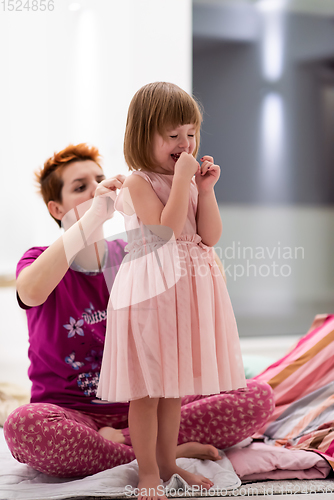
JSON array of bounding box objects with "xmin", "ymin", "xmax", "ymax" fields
[
  {"xmin": 152, "ymin": 123, "xmax": 197, "ymax": 174},
  {"xmin": 48, "ymin": 160, "xmax": 105, "ymax": 223}
]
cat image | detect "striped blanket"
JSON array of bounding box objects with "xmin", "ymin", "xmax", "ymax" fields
[{"xmin": 253, "ymin": 314, "xmax": 334, "ymax": 469}]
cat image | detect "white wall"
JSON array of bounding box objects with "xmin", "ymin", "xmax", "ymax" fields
[
  {"xmin": 193, "ymin": 6, "xmax": 334, "ymax": 336},
  {"xmin": 217, "ymin": 206, "xmax": 334, "ymax": 336},
  {"xmin": 0, "ymin": 0, "xmax": 192, "ymax": 275}
]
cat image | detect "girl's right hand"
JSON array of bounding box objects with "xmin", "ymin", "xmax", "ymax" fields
[{"xmin": 175, "ymin": 152, "xmax": 199, "ymax": 180}]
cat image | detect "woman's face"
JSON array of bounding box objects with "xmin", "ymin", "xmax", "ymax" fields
[{"xmin": 49, "ymin": 160, "xmax": 105, "ymax": 223}]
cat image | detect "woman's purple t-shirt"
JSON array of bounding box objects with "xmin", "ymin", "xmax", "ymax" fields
[{"xmin": 16, "ymin": 239, "xmax": 129, "ymax": 414}]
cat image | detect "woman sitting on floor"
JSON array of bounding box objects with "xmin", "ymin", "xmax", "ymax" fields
[{"xmin": 3, "ymin": 143, "xmax": 274, "ymax": 477}]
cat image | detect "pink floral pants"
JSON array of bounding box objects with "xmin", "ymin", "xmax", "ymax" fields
[{"xmin": 4, "ymin": 380, "xmax": 274, "ymax": 478}]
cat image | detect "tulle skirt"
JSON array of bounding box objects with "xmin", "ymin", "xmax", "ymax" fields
[{"xmin": 97, "ymin": 234, "xmax": 246, "ymax": 403}]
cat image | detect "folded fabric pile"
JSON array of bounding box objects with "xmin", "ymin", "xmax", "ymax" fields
[
  {"xmin": 253, "ymin": 314, "xmax": 334, "ymax": 470},
  {"xmin": 225, "ymin": 442, "xmax": 331, "ymax": 481}
]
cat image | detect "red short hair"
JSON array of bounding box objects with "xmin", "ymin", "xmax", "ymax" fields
[{"xmin": 35, "ymin": 143, "xmax": 102, "ymax": 227}]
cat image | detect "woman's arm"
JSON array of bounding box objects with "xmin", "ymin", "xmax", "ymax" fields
[
  {"xmin": 17, "ymin": 212, "xmax": 99, "ymax": 307},
  {"xmin": 123, "ymin": 153, "xmax": 199, "ymax": 239},
  {"xmin": 16, "ymin": 176, "xmax": 124, "ymax": 307},
  {"xmin": 195, "ymin": 155, "xmax": 222, "ymax": 247}
]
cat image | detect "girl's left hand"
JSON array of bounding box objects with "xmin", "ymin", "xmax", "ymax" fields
[{"xmin": 195, "ymin": 155, "xmax": 220, "ymax": 193}]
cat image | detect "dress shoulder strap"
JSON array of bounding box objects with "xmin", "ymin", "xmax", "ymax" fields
[
  {"xmin": 114, "ymin": 171, "xmax": 154, "ymax": 216},
  {"xmin": 132, "ymin": 170, "xmax": 155, "ymax": 189}
]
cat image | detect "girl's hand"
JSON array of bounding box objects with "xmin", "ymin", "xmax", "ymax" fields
[
  {"xmin": 175, "ymin": 152, "xmax": 199, "ymax": 181},
  {"xmin": 90, "ymin": 175, "xmax": 126, "ymax": 221},
  {"xmin": 195, "ymin": 155, "xmax": 220, "ymax": 193}
]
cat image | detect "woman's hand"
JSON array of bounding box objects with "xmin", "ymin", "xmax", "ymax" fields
[
  {"xmin": 195, "ymin": 156, "xmax": 220, "ymax": 193},
  {"xmin": 90, "ymin": 175, "xmax": 126, "ymax": 221}
]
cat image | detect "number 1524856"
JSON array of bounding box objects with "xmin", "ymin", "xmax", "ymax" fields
[{"xmin": 1, "ymin": 0, "xmax": 54, "ymax": 11}]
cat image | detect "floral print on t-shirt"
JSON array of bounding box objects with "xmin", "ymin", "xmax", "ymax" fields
[
  {"xmin": 63, "ymin": 317, "xmax": 85, "ymax": 338},
  {"xmin": 62, "ymin": 303, "xmax": 107, "ymax": 397}
]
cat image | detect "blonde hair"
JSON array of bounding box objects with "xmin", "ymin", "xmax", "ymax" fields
[{"xmin": 124, "ymin": 82, "xmax": 203, "ymax": 172}]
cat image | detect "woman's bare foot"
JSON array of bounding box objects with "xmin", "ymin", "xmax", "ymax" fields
[
  {"xmin": 176, "ymin": 442, "xmax": 221, "ymax": 461},
  {"xmin": 98, "ymin": 426, "xmax": 125, "ymax": 444},
  {"xmin": 159, "ymin": 464, "xmax": 214, "ymax": 489},
  {"xmin": 137, "ymin": 472, "xmax": 167, "ymax": 500}
]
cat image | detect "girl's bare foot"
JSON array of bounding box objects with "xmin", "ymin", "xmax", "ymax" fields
[
  {"xmin": 137, "ymin": 472, "xmax": 167, "ymax": 500},
  {"xmin": 98, "ymin": 426, "xmax": 125, "ymax": 444},
  {"xmin": 160, "ymin": 464, "xmax": 214, "ymax": 489},
  {"xmin": 176, "ymin": 442, "xmax": 221, "ymax": 461}
]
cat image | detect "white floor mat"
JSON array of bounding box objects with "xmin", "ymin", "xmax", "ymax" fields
[{"xmin": 0, "ymin": 428, "xmax": 240, "ymax": 499}]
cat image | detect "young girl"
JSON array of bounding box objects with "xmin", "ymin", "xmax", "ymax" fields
[{"xmin": 97, "ymin": 82, "xmax": 246, "ymax": 498}]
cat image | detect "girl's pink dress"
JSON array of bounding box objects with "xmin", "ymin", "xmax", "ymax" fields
[{"xmin": 97, "ymin": 171, "xmax": 246, "ymax": 402}]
